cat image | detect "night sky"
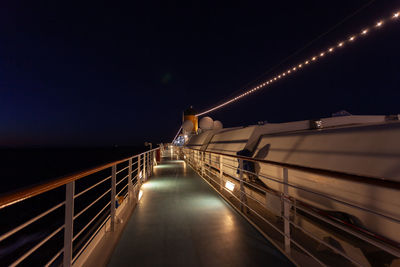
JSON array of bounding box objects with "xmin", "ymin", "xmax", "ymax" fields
[{"xmin": 0, "ymin": 1, "xmax": 399, "ymax": 146}]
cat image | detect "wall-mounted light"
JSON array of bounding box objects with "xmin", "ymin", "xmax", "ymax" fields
[{"xmin": 225, "ymin": 181, "xmax": 235, "ymax": 192}]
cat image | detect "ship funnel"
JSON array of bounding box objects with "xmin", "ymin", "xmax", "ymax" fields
[{"xmin": 182, "ymin": 106, "xmax": 198, "ymax": 134}]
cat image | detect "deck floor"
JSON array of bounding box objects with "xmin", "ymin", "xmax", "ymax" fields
[{"xmin": 108, "ymin": 156, "xmax": 293, "ymax": 267}]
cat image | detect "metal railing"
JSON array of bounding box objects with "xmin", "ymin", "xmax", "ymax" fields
[
  {"xmin": 0, "ymin": 147, "xmax": 159, "ymax": 266},
  {"xmin": 181, "ymin": 147, "xmax": 400, "ymax": 267}
]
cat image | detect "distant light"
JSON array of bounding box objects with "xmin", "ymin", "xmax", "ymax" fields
[
  {"xmin": 287, "ymin": 70, "xmax": 291, "ymax": 73},
  {"xmin": 394, "ymin": 12, "xmax": 399, "ymax": 18},
  {"xmin": 362, "ymin": 29, "xmax": 368, "ymax": 35},
  {"xmin": 376, "ymin": 21, "xmax": 383, "ymax": 27},
  {"xmin": 138, "ymin": 190, "xmax": 143, "ymax": 200},
  {"xmin": 305, "ymin": 60, "xmax": 309, "ymax": 64},
  {"xmin": 312, "ymin": 56, "xmax": 317, "ymax": 61},
  {"xmin": 292, "ymin": 67, "xmax": 297, "ymax": 71},
  {"xmin": 349, "ymin": 36, "xmax": 355, "ymax": 41},
  {"xmin": 225, "ymin": 181, "xmax": 235, "ymax": 192},
  {"xmin": 338, "ymin": 42, "xmax": 344, "ymax": 47},
  {"xmin": 320, "ymin": 52, "xmax": 325, "ymax": 57},
  {"xmin": 282, "ymin": 73, "xmax": 286, "ymax": 76},
  {"xmin": 298, "ymin": 64, "xmax": 302, "ymax": 68},
  {"xmin": 329, "ymin": 47, "xmax": 334, "ymax": 52}
]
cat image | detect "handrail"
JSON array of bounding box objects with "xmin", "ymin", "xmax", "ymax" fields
[
  {"xmin": 187, "ymin": 148, "xmax": 400, "ymax": 188},
  {"xmin": 183, "ymin": 146, "xmax": 400, "ymax": 266},
  {"xmin": 0, "ymin": 148, "xmax": 159, "ymax": 209},
  {"xmin": 0, "ymin": 146, "xmax": 160, "ymax": 267}
]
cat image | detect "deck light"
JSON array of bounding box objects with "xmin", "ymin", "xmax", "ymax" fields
[{"xmin": 225, "ymin": 181, "xmax": 235, "ymax": 192}]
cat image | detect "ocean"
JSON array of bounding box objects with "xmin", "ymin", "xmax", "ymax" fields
[{"xmin": 0, "ymin": 146, "xmax": 147, "ymax": 266}]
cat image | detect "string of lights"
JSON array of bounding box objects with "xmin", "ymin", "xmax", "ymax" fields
[{"xmin": 196, "ymin": 10, "xmax": 400, "ymax": 117}]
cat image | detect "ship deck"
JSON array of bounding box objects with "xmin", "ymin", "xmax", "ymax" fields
[{"xmin": 107, "ymin": 156, "xmax": 293, "ymax": 266}]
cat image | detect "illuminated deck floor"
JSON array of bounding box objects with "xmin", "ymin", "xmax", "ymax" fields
[{"xmin": 108, "ymin": 157, "xmax": 293, "ymax": 267}]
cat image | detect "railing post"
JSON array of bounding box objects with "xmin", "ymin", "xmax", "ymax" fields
[
  {"xmin": 150, "ymin": 151, "xmax": 152, "ymax": 176},
  {"xmin": 147, "ymin": 152, "xmax": 150, "ymax": 179},
  {"xmin": 138, "ymin": 154, "xmax": 141, "ymax": 184},
  {"xmin": 128, "ymin": 158, "xmax": 133, "ymax": 203},
  {"xmin": 201, "ymin": 152, "xmax": 204, "ymax": 176},
  {"xmin": 283, "ymin": 167, "xmax": 291, "ymax": 254},
  {"xmin": 219, "ymin": 155, "xmax": 223, "ymax": 191},
  {"xmin": 143, "ymin": 153, "xmax": 146, "ymax": 183},
  {"xmin": 63, "ymin": 181, "xmax": 74, "ymax": 267},
  {"xmin": 111, "ymin": 165, "xmax": 116, "ymax": 231},
  {"xmin": 239, "ymin": 158, "xmax": 245, "ymax": 212}
]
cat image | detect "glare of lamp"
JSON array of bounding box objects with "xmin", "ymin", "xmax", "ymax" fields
[
  {"xmin": 138, "ymin": 190, "xmax": 143, "ymax": 200},
  {"xmin": 225, "ymin": 181, "xmax": 235, "ymax": 192}
]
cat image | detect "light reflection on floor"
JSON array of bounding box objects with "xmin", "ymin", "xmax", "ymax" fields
[{"xmin": 109, "ymin": 157, "xmax": 293, "ymax": 267}]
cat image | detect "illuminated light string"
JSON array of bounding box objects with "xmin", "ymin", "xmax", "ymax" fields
[{"xmin": 196, "ymin": 11, "xmax": 400, "ymax": 117}]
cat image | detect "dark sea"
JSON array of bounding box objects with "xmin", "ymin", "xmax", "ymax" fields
[
  {"xmin": 0, "ymin": 146, "xmax": 146, "ymax": 194},
  {"xmin": 0, "ymin": 146, "xmax": 147, "ymax": 266}
]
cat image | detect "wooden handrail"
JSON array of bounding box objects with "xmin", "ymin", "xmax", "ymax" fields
[{"xmin": 0, "ymin": 148, "xmax": 159, "ymax": 209}]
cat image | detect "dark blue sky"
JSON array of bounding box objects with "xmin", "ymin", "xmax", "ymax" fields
[{"xmin": 0, "ymin": 1, "xmax": 399, "ymax": 146}]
